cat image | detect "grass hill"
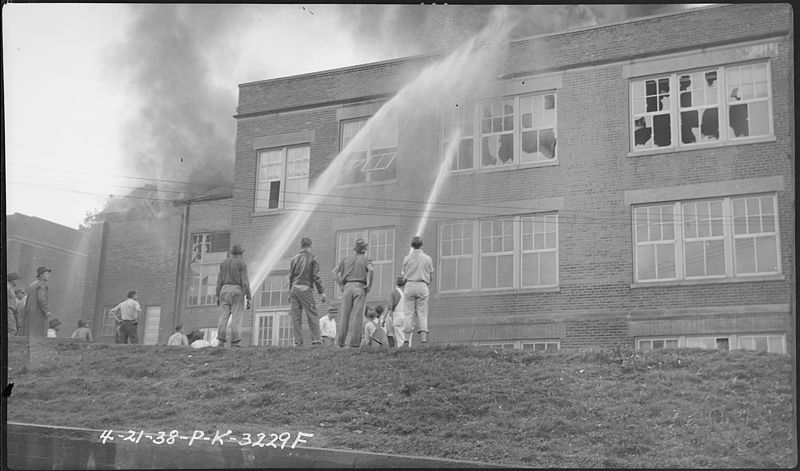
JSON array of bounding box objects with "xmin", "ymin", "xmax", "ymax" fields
[{"xmin": 6, "ymin": 342, "xmax": 796, "ymax": 468}]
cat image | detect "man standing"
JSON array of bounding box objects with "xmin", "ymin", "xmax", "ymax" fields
[
  {"xmin": 109, "ymin": 290, "xmax": 141, "ymax": 344},
  {"xmin": 288, "ymin": 238, "xmax": 327, "ymax": 346},
  {"xmin": 215, "ymin": 244, "xmax": 251, "ymax": 348},
  {"xmin": 402, "ymin": 236, "xmax": 434, "ymax": 345},
  {"xmin": 332, "ymin": 238, "xmax": 374, "ymax": 347},
  {"xmin": 7, "ymin": 273, "xmax": 20, "ymax": 336},
  {"xmin": 320, "ymin": 306, "xmax": 337, "ymax": 346},
  {"xmin": 23, "ymin": 267, "xmax": 53, "ymax": 338}
]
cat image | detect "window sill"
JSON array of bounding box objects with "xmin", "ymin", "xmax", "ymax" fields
[
  {"xmin": 631, "ymin": 273, "xmax": 785, "ymax": 288},
  {"xmin": 337, "ymin": 178, "xmax": 398, "ymax": 190},
  {"xmin": 252, "ymin": 209, "xmax": 292, "ymax": 217},
  {"xmin": 449, "ymin": 159, "xmax": 559, "ymax": 176},
  {"xmin": 437, "ymin": 286, "xmax": 560, "ymax": 297},
  {"xmin": 627, "ymin": 135, "xmax": 777, "ymax": 158}
]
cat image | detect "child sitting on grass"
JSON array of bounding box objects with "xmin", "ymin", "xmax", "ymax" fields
[{"xmin": 361, "ymin": 307, "xmax": 387, "ymax": 347}]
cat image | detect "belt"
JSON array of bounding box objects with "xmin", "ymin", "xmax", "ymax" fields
[{"xmin": 407, "ymin": 280, "xmax": 428, "ymax": 284}]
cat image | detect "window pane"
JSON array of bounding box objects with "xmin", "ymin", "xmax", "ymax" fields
[
  {"xmin": 656, "ymin": 243, "xmax": 676, "ymax": 278},
  {"xmin": 733, "ymin": 199, "xmax": 747, "ymax": 234},
  {"xmin": 754, "ymin": 337, "xmax": 768, "ymax": 352},
  {"xmin": 706, "ymin": 240, "xmax": 725, "ymax": 276},
  {"xmin": 767, "ymin": 336, "xmax": 783, "ymax": 353},
  {"xmin": 739, "ymin": 336, "xmax": 754, "ymax": 350},
  {"xmin": 755, "ymin": 235, "xmax": 778, "ymax": 273},
  {"xmin": 481, "ymin": 256, "xmax": 498, "ymax": 289},
  {"xmin": 735, "ymin": 238, "xmax": 756, "ymax": 274},
  {"xmin": 540, "ymin": 251, "xmax": 557, "ymax": 286},
  {"xmin": 521, "ymin": 253, "xmax": 537, "ymax": 287},
  {"xmin": 685, "ymin": 241, "xmax": 704, "ymax": 277},
  {"xmin": 498, "ymin": 255, "xmax": 514, "ymax": 288},
  {"xmin": 441, "ymin": 259, "xmax": 456, "ymax": 291},
  {"xmin": 636, "ymin": 245, "xmax": 656, "ymax": 280},
  {"xmin": 457, "ymin": 258, "xmax": 472, "ymax": 290}
]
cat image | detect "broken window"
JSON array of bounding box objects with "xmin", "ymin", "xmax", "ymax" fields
[
  {"xmin": 339, "ymin": 116, "xmax": 397, "ymax": 185},
  {"xmin": 480, "ymin": 99, "xmax": 515, "ymax": 167},
  {"xmin": 631, "ymin": 61, "xmax": 771, "ymax": 152},
  {"xmin": 520, "ymin": 94, "xmax": 557, "ymax": 162},
  {"xmin": 256, "ymin": 145, "xmax": 310, "ymax": 210},
  {"xmin": 188, "ymin": 232, "xmax": 230, "ymax": 306},
  {"xmin": 679, "ymin": 70, "xmax": 719, "ymax": 144},
  {"xmin": 631, "ymin": 76, "xmax": 672, "ymax": 148},
  {"xmin": 727, "ymin": 63, "xmax": 770, "ymax": 138}
]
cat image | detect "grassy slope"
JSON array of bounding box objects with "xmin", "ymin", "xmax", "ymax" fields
[{"xmin": 6, "ymin": 342, "xmax": 797, "ymax": 468}]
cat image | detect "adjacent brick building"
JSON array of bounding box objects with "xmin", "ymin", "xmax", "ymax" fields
[
  {"xmin": 5, "ymin": 213, "xmax": 89, "ymax": 336},
  {"xmin": 231, "ymin": 4, "xmax": 794, "ymax": 352},
  {"xmin": 81, "ymin": 193, "xmax": 232, "ymax": 344}
]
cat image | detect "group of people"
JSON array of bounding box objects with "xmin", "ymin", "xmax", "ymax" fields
[
  {"xmin": 284, "ymin": 234, "xmax": 434, "ymax": 349},
  {"xmin": 6, "ymin": 266, "xmax": 61, "ymax": 339}
]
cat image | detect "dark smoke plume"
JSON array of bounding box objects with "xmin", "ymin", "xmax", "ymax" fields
[
  {"xmin": 104, "ymin": 4, "xmax": 244, "ymax": 211},
  {"xmin": 336, "ymin": 4, "xmax": 696, "ymax": 58}
]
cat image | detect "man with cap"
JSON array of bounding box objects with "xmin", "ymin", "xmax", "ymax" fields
[
  {"xmin": 332, "ymin": 238, "xmax": 374, "ymax": 347},
  {"xmin": 319, "ymin": 306, "xmax": 338, "ymax": 346},
  {"xmin": 402, "ymin": 236, "xmax": 434, "ymax": 345},
  {"xmin": 7, "ymin": 272, "xmax": 21, "ymax": 336},
  {"xmin": 23, "ymin": 266, "xmax": 53, "ymax": 338},
  {"xmin": 288, "ymin": 237, "xmax": 327, "ymax": 346},
  {"xmin": 109, "ymin": 290, "xmax": 141, "ymax": 344},
  {"xmin": 215, "ymin": 243, "xmax": 252, "ymax": 348}
]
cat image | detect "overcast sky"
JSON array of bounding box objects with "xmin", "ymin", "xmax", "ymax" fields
[{"xmin": 3, "ymin": 4, "xmax": 703, "ymax": 229}]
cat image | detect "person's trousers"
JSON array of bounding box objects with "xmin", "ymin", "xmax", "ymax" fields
[
  {"xmin": 289, "ymin": 286, "xmax": 321, "ymax": 345},
  {"xmin": 218, "ymin": 284, "xmax": 244, "ymax": 344},
  {"xmin": 321, "ymin": 336, "xmax": 335, "ymax": 346},
  {"xmin": 337, "ymin": 282, "xmax": 366, "ymax": 347},
  {"xmin": 7, "ymin": 308, "xmax": 19, "ymax": 336},
  {"xmin": 119, "ymin": 320, "xmax": 138, "ymax": 344},
  {"xmin": 404, "ymin": 281, "xmax": 429, "ymax": 333},
  {"xmin": 389, "ymin": 311, "xmax": 407, "ymax": 346}
]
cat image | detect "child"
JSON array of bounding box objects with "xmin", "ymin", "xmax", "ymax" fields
[
  {"xmin": 361, "ymin": 308, "xmax": 387, "ymax": 347},
  {"xmin": 47, "ymin": 318, "xmax": 62, "ymax": 338},
  {"xmin": 71, "ymin": 320, "xmax": 93, "ymax": 341}
]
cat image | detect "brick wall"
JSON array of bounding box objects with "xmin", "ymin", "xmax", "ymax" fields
[{"xmin": 232, "ymin": 4, "xmax": 795, "ymax": 349}]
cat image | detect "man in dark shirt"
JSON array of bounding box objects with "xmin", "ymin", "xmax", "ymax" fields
[
  {"xmin": 288, "ymin": 237, "xmax": 327, "ymax": 346},
  {"xmin": 215, "ymin": 244, "xmax": 252, "ymax": 347},
  {"xmin": 332, "ymin": 238, "xmax": 374, "ymax": 347}
]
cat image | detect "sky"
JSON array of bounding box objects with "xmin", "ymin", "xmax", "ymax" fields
[{"xmin": 3, "ymin": 3, "xmax": 703, "ymax": 229}]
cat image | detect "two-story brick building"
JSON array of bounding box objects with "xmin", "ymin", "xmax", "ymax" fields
[{"xmin": 230, "ymin": 4, "xmax": 794, "ymax": 352}]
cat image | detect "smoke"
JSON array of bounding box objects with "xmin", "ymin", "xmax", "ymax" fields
[
  {"xmin": 336, "ymin": 4, "xmax": 695, "ymax": 58},
  {"xmin": 104, "ymin": 4, "xmax": 244, "ymax": 207}
]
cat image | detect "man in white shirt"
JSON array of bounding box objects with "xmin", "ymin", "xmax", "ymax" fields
[
  {"xmin": 109, "ymin": 290, "xmax": 141, "ymax": 344},
  {"xmin": 319, "ymin": 306, "xmax": 337, "ymax": 346},
  {"xmin": 402, "ymin": 236, "xmax": 434, "ymax": 345},
  {"xmin": 168, "ymin": 324, "xmax": 189, "ymax": 346}
]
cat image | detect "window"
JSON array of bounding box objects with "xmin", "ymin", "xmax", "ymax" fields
[
  {"xmin": 633, "ymin": 194, "xmax": 780, "ymax": 283},
  {"xmin": 259, "ymin": 273, "xmax": 289, "ymax": 308},
  {"xmin": 340, "ymin": 116, "xmax": 397, "ymax": 185},
  {"xmin": 187, "ymin": 232, "xmax": 230, "ymax": 306},
  {"xmin": 443, "ymin": 93, "xmax": 556, "ymax": 171},
  {"xmin": 335, "ymin": 227, "xmax": 395, "ymax": 300},
  {"xmin": 478, "ymin": 340, "xmax": 560, "ymax": 351},
  {"xmin": 101, "ymin": 305, "xmax": 117, "ymax": 337},
  {"xmin": 636, "ymin": 334, "xmax": 786, "ymax": 354},
  {"xmin": 256, "ymin": 145, "xmax": 310, "ymax": 210},
  {"xmin": 439, "ymin": 214, "xmax": 558, "ymax": 293},
  {"xmin": 630, "ymin": 61, "xmax": 772, "ymax": 151},
  {"xmin": 254, "ymin": 312, "xmax": 292, "ymax": 347},
  {"xmin": 142, "ymin": 306, "xmax": 160, "ymax": 345}
]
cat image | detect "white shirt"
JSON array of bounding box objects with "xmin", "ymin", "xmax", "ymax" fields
[
  {"xmin": 191, "ymin": 340, "xmax": 212, "ymax": 348},
  {"xmin": 47, "ymin": 329, "xmax": 57, "ymax": 338},
  {"xmin": 320, "ymin": 315, "xmax": 337, "ymax": 338},
  {"xmin": 168, "ymin": 332, "xmax": 189, "ymax": 346}
]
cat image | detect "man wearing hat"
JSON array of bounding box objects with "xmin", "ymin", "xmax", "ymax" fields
[
  {"xmin": 215, "ymin": 243, "xmax": 252, "ymax": 347},
  {"xmin": 109, "ymin": 290, "xmax": 141, "ymax": 344},
  {"xmin": 319, "ymin": 306, "xmax": 338, "ymax": 346},
  {"xmin": 402, "ymin": 236, "xmax": 434, "ymax": 345},
  {"xmin": 23, "ymin": 266, "xmax": 53, "ymax": 338},
  {"xmin": 288, "ymin": 237, "xmax": 327, "ymax": 346},
  {"xmin": 7, "ymin": 272, "xmax": 21, "ymax": 336},
  {"xmin": 332, "ymin": 238, "xmax": 374, "ymax": 347}
]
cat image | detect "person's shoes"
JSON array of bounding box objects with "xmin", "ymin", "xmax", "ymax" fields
[{"xmin": 311, "ymin": 342, "xmax": 321, "ymax": 346}]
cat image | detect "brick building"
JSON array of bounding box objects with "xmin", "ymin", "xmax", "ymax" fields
[
  {"xmin": 231, "ymin": 4, "xmax": 794, "ymax": 352},
  {"xmin": 81, "ymin": 193, "xmax": 232, "ymax": 344},
  {"xmin": 5, "ymin": 213, "xmax": 89, "ymax": 336}
]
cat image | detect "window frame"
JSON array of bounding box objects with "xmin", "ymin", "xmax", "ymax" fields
[
  {"xmin": 438, "ymin": 213, "xmax": 559, "ymax": 294},
  {"xmin": 636, "ymin": 334, "xmax": 786, "ymax": 354},
  {"xmin": 255, "ymin": 144, "xmax": 310, "ymax": 211},
  {"xmin": 477, "ymin": 340, "xmax": 560, "ymax": 351},
  {"xmin": 629, "ymin": 60, "xmax": 774, "ymax": 153},
  {"xmin": 339, "ymin": 116, "xmax": 398, "ymax": 186},
  {"xmin": 187, "ymin": 231, "xmax": 231, "ymax": 306},
  {"xmin": 258, "ymin": 272, "xmax": 290, "ymax": 309},
  {"xmin": 253, "ymin": 311, "xmax": 293, "ymax": 347},
  {"xmin": 443, "ymin": 91, "xmax": 558, "ymax": 173},
  {"xmin": 632, "ymin": 194, "xmax": 781, "ymax": 284}
]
